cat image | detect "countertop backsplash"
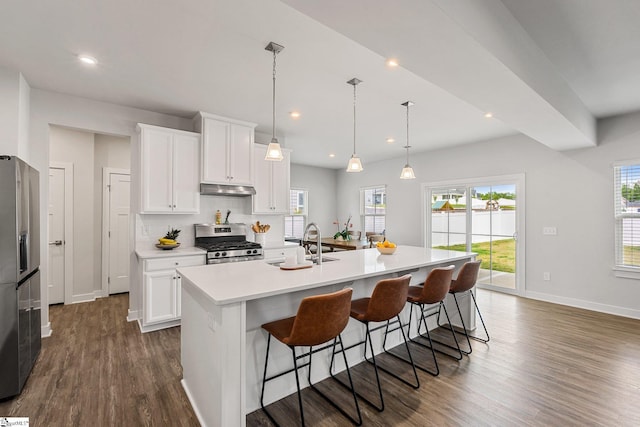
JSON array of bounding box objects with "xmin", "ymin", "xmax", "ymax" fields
[{"xmin": 135, "ymin": 195, "xmax": 285, "ymax": 250}]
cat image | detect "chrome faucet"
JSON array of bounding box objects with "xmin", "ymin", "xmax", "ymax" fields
[{"xmin": 303, "ymin": 222, "xmax": 322, "ymax": 265}]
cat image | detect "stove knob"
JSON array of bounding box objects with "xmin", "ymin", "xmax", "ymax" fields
[
  {"xmin": 222, "ymin": 252, "xmax": 227, "ymax": 257},
  {"xmin": 253, "ymin": 249, "xmax": 258, "ymax": 254},
  {"xmin": 246, "ymin": 250, "xmax": 252, "ymax": 255},
  {"xmin": 215, "ymin": 252, "xmax": 220, "ymax": 257}
]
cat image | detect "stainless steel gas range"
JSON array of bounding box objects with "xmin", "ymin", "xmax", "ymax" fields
[{"xmin": 194, "ymin": 223, "xmax": 264, "ymax": 264}]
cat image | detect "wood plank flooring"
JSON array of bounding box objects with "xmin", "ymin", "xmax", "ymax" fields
[{"xmin": 1, "ymin": 291, "xmax": 639, "ymax": 426}]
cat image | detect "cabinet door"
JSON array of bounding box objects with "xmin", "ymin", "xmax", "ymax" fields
[
  {"xmin": 172, "ymin": 133, "xmax": 200, "ymax": 213},
  {"xmin": 202, "ymin": 118, "xmax": 230, "ymax": 184},
  {"xmin": 141, "ymin": 128, "xmax": 173, "ymax": 213},
  {"xmin": 228, "ymin": 124, "xmax": 254, "ymax": 185},
  {"xmin": 270, "ymin": 150, "xmax": 290, "ymax": 214},
  {"xmin": 252, "ymin": 144, "xmax": 272, "ymax": 213},
  {"xmin": 143, "ymin": 270, "xmax": 178, "ymax": 324}
]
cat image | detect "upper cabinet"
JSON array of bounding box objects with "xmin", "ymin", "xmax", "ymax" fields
[
  {"xmin": 138, "ymin": 124, "xmax": 200, "ymax": 214},
  {"xmin": 253, "ymin": 144, "xmax": 291, "ymax": 214},
  {"xmin": 194, "ymin": 112, "xmax": 257, "ymax": 186}
]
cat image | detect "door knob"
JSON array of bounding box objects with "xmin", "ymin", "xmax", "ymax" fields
[{"xmin": 49, "ymin": 240, "xmax": 63, "ymax": 246}]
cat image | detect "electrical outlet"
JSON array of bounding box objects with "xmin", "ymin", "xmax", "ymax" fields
[{"xmin": 543, "ymin": 272, "xmax": 551, "ymax": 281}]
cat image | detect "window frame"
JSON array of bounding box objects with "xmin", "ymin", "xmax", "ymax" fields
[
  {"xmin": 360, "ymin": 185, "xmax": 386, "ymax": 235},
  {"xmin": 613, "ymin": 160, "xmax": 640, "ymax": 279},
  {"xmin": 284, "ymin": 188, "xmax": 308, "ymax": 239}
]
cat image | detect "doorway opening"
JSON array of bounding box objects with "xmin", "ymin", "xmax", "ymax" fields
[{"xmin": 48, "ymin": 126, "xmax": 131, "ymax": 304}]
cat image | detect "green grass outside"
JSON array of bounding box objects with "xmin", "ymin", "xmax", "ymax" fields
[
  {"xmin": 435, "ymin": 238, "xmax": 515, "ymax": 273},
  {"xmin": 623, "ymin": 245, "xmax": 640, "ymax": 267}
]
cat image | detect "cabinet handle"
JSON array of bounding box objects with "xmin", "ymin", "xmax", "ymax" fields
[
  {"xmin": 173, "ymin": 276, "xmax": 176, "ymax": 280},
  {"xmin": 175, "ymin": 262, "xmax": 179, "ymax": 265}
]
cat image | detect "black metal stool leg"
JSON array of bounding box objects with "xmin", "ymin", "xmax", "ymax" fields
[
  {"xmin": 451, "ymin": 293, "xmax": 473, "ymax": 354},
  {"xmin": 380, "ymin": 316, "xmax": 420, "ymax": 388},
  {"xmin": 291, "ymin": 346, "xmax": 306, "ymax": 426},
  {"xmin": 469, "ymin": 290, "xmax": 491, "ymax": 342},
  {"xmin": 404, "ymin": 302, "xmax": 440, "ymax": 376}
]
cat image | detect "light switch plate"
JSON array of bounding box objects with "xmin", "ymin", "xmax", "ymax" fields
[{"xmin": 543, "ymin": 227, "xmax": 557, "ymax": 235}]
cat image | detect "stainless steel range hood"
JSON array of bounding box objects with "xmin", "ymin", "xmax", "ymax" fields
[{"xmin": 200, "ymin": 183, "xmax": 256, "ymax": 197}]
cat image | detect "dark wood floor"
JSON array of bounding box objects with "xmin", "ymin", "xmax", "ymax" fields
[{"xmin": 1, "ymin": 291, "xmax": 639, "ymax": 426}]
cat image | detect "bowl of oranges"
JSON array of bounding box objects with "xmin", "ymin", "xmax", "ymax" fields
[{"xmin": 376, "ymin": 240, "xmax": 397, "ymax": 255}]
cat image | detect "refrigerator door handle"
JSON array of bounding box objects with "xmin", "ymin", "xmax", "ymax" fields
[{"xmin": 19, "ymin": 232, "xmax": 28, "ymax": 273}]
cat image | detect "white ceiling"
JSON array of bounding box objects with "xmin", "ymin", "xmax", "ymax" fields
[{"xmin": 1, "ymin": 0, "xmax": 639, "ymax": 168}]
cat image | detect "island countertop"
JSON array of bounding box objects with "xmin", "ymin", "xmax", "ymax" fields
[{"xmin": 177, "ymin": 246, "xmax": 475, "ymax": 306}]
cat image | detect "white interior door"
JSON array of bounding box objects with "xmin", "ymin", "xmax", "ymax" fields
[
  {"xmin": 107, "ymin": 172, "xmax": 131, "ymax": 294},
  {"xmin": 48, "ymin": 167, "xmax": 65, "ymax": 304}
]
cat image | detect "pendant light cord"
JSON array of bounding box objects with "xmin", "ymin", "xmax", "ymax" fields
[
  {"xmin": 353, "ymin": 82, "xmax": 357, "ymax": 155},
  {"xmin": 272, "ymin": 50, "xmax": 277, "ymax": 141},
  {"xmin": 406, "ymin": 103, "xmax": 410, "ymax": 164}
]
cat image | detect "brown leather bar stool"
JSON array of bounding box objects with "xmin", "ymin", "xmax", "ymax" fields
[
  {"xmin": 260, "ymin": 288, "xmax": 362, "ymax": 426},
  {"xmin": 405, "ymin": 265, "xmax": 462, "ymax": 376},
  {"xmin": 333, "ymin": 274, "xmax": 419, "ymax": 412},
  {"xmin": 437, "ymin": 259, "xmax": 489, "ymax": 355}
]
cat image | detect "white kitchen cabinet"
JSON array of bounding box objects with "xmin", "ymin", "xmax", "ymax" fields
[
  {"xmin": 253, "ymin": 144, "xmax": 291, "ymax": 214},
  {"xmin": 141, "ymin": 254, "xmax": 205, "ymax": 331},
  {"xmin": 138, "ymin": 123, "xmax": 200, "ymax": 214},
  {"xmin": 194, "ymin": 112, "xmax": 256, "ymax": 186}
]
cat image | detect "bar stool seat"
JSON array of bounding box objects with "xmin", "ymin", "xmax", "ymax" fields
[
  {"xmin": 333, "ymin": 274, "xmax": 419, "ymax": 412},
  {"xmin": 260, "ymin": 288, "xmax": 362, "ymax": 426},
  {"xmin": 437, "ymin": 259, "xmax": 489, "ymax": 354},
  {"xmin": 405, "ymin": 265, "xmax": 463, "ymax": 376}
]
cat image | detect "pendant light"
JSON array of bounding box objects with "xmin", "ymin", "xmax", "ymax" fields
[
  {"xmin": 400, "ymin": 101, "xmax": 416, "ymax": 179},
  {"xmin": 346, "ymin": 78, "xmax": 363, "ymax": 172},
  {"xmin": 265, "ymin": 42, "xmax": 284, "ymax": 161}
]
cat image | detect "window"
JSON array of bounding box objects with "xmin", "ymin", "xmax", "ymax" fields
[
  {"xmin": 361, "ymin": 186, "xmax": 386, "ymax": 234},
  {"xmin": 284, "ymin": 189, "xmax": 308, "ymax": 238},
  {"xmin": 614, "ymin": 162, "xmax": 640, "ymax": 271}
]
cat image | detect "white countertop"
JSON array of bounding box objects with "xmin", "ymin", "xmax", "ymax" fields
[
  {"xmin": 178, "ymin": 246, "xmax": 475, "ymax": 305},
  {"xmin": 135, "ymin": 246, "xmax": 206, "ymax": 259},
  {"xmin": 262, "ymin": 241, "xmax": 299, "ymax": 249}
]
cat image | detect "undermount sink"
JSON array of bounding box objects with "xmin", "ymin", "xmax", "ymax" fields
[{"xmin": 266, "ymin": 256, "xmax": 339, "ymax": 267}]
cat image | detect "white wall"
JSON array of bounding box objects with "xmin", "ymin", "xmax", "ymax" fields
[
  {"xmin": 290, "ymin": 164, "xmax": 337, "ymax": 236},
  {"xmin": 30, "ymin": 88, "xmax": 193, "ymax": 335},
  {"xmin": 336, "ymin": 112, "xmax": 640, "ymax": 318}
]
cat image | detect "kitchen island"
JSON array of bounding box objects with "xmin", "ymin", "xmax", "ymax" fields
[{"xmin": 178, "ymin": 246, "xmax": 476, "ymax": 427}]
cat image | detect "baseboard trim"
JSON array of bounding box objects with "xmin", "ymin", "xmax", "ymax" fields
[
  {"xmin": 525, "ymin": 290, "xmax": 640, "ymax": 320},
  {"xmin": 137, "ymin": 318, "xmax": 181, "ymax": 333},
  {"xmin": 181, "ymin": 379, "xmax": 207, "ymax": 427},
  {"xmin": 72, "ymin": 293, "xmax": 97, "ymax": 304},
  {"xmin": 127, "ymin": 309, "xmax": 139, "ymax": 322},
  {"xmin": 41, "ymin": 322, "xmax": 52, "ymax": 338},
  {"xmin": 94, "ymin": 290, "xmax": 107, "ymax": 299}
]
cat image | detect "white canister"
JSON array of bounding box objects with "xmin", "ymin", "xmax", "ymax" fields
[
  {"xmin": 296, "ymin": 246, "xmax": 306, "ymax": 264},
  {"xmin": 255, "ymin": 233, "xmax": 266, "ymax": 245}
]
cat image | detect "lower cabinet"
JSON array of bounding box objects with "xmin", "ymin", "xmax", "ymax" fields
[{"xmin": 141, "ymin": 254, "xmax": 205, "ymax": 331}]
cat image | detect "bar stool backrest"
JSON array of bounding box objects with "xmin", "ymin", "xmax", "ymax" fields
[
  {"xmin": 449, "ymin": 260, "xmax": 482, "ymax": 293},
  {"xmin": 285, "ymin": 288, "xmax": 353, "ymax": 347},
  {"xmin": 418, "ymin": 265, "xmax": 455, "ymax": 304},
  {"xmin": 365, "ymin": 274, "xmax": 411, "ymax": 322}
]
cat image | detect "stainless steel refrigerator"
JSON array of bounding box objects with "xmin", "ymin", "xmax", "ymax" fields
[{"xmin": 0, "ymin": 155, "xmax": 41, "ymax": 399}]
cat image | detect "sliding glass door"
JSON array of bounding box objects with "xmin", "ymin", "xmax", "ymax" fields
[{"xmin": 426, "ymin": 175, "xmax": 524, "ymax": 294}]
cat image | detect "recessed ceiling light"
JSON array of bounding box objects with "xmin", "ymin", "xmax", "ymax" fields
[
  {"xmin": 484, "ymin": 112, "xmax": 493, "ymax": 118},
  {"xmin": 78, "ymin": 54, "xmax": 97, "ymax": 65},
  {"xmin": 290, "ymin": 111, "xmax": 301, "ymax": 119},
  {"xmin": 386, "ymin": 58, "xmax": 399, "ymax": 67},
  {"xmin": 386, "ymin": 138, "xmax": 395, "ymax": 144},
  {"xmin": 329, "ymin": 153, "xmax": 336, "ymax": 158}
]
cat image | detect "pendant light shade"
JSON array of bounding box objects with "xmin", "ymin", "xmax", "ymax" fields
[
  {"xmin": 265, "ymin": 42, "xmax": 284, "ymax": 161},
  {"xmin": 400, "ymin": 101, "xmax": 416, "ymax": 179},
  {"xmin": 346, "ymin": 78, "xmax": 363, "ymax": 172}
]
